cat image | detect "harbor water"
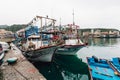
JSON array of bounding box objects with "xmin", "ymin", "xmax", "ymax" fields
[
  {"xmin": 78, "ymin": 38, "xmax": 120, "ymax": 62},
  {"xmin": 33, "ymin": 38, "xmax": 120, "ymax": 80}
]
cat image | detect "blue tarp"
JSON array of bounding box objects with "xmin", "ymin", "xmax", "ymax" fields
[
  {"xmin": 42, "ymin": 34, "xmax": 53, "ymax": 40},
  {"xmin": 25, "ymin": 26, "xmax": 39, "ymax": 38}
]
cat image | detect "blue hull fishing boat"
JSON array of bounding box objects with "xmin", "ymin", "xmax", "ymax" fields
[{"xmin": 86, "ymin": 56, "xmax": 120, "ymax": 80}]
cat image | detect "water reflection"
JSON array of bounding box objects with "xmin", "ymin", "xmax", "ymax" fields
[
  {"xmin": 33, "ymin": 54, "xmax": 90, "ymax": 80},
  {"xmin": 33, "ymin": 38, "xmax": 120, "ymax": 80},
  {"xmin": 78, "ymin": 38, "xmax": 120, "ymax": 62},
  {"xmin": 87, "ymin": 38, "xmax": 120, "ymax": 46}
]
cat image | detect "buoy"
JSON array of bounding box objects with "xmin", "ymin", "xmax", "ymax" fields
[{"xmin": 7, "ymin": 57, "xmax": 18, "ymax": 64}]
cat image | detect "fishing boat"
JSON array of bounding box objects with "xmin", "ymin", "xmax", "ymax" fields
[
  {"xmin": 61, "ymin": 11, "xmax": 87, "ymax": 49},
  {"xmin": 60, "ymin": 24, "xmax": 87, "ymax": 49},
  {"xmin": 18, "ymin": 16, "xmax": 61, "ymax": 62},
  {"xmin": 55, "ymin": 11, "xmax": 87, "ymax": 55},
  {"xmin": 21, "ymin": 34, "xmax": 60, "ymax": 62},
  {"xmin": 55, "ymin": 24, "xmax": 87, "ymax": 55},
  {"xmin": 55, "ymin": 24, "xmax": 86, "ymax": 55},
  {"xmin": 86, "ymin": 56, "xmax": 120, "ymax": 80}
]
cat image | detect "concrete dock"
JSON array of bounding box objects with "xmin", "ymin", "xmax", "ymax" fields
[{"xmin": 0, "ymin": 43, "xmax": 46, "ymax": 80}]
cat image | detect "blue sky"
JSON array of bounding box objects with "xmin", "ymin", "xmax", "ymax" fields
[{"xmin": 0, "ymin": 0, "xmax": 120, "ymax": 30}]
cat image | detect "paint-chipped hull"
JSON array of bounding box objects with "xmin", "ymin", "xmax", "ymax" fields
[
  {"xmin": 56, "ymin": 45, "xmax": 84, "ymax": 55},
  {"xmin": 24, "ymin": 46, "xmax": 58, "ymax": 62}
]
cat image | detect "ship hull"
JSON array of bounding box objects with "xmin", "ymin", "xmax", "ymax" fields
[
  {"xmin": 24, "ymin": 46, "xmax": 58, "ymax": 62},
  {"xmin": 63, "ymin": 44, "xmax": 85, "ymax": 49},
  {"xmin": 56, "ymin": 46, "xmax": 84, "ymax": 55}
]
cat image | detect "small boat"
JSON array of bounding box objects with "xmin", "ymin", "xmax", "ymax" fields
[
  {"xmin": 0, "ymin": 41, "xmax": 10, "ymax": 53},
  {"xmin": 86, "ymin": 56, "xmax": 120, "ymax": 80}
]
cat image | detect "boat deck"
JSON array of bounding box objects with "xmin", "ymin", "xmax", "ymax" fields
[
  {"xmin": 87, "ymin": 57, "xmax": 120, "ymax": 80},
  {"xmin": 1, "ymin": 43, "xmax": 46, "ymax": 80},
  {"xmin": 90, "ymin": 65, "xmax": 115, "ymax": 80},
  {"xmin": 107, "ymin": 58, "xmax": 120, "ymax": 76}
]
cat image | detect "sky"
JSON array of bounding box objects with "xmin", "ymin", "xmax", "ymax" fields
[{"xmin": 0, "ymin": 0, "xmax": 120, "ymax": 30}]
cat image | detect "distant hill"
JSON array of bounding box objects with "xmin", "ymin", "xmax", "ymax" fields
[
  {"xmin": 0, "ymin": 25, "xmax": 9, "ymax": 28},
  {"xmin": 0, "ymin": 24, "xmax": 26, "ymax": 32}
]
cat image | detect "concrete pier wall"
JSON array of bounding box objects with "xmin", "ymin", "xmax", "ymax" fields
[{"xmin": 1, "ymin": 43, "xmax": 46, "ymax": 80}]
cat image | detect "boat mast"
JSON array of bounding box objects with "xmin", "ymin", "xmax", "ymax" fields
[
  {"xmin": 59, "ymin": 18, "xmax": 61, "ymax": 27},
  {"xmin": 59, "ymin": 18, "xmax": 62, "ymax": 31},
  {"xmin": 72, "ymin": 9, "xmax": 75, "ymax": 39},
  {"xmin": 40, "ymin": 16, "xmax": 43, "ymax": 47},
  {"xmin": 36, "ymin": 16, "xmax": 56, "ymax": 47},
  {"xmin": 72, "ymin": 9, "xmax": 75, "ymax": 25},
  {"xmin": 73, "ymin": 9, "xmax": 79, "ymax": 40}
]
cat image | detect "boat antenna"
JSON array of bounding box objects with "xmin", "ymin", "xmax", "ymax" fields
[
  {"xmin": 45, "ymin": 15, "xmax": 48, "ymax": 26},
  {"xmin": 59, "ymin": 18, "xmax": 61, "ymax": 31},
  {"xmin": 72, "ymin": 9, "xmax": 75, "ymax": 25},
  {"xmin": 59, "ymin": 17, "xmax": 61, "ymax": 26}
]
